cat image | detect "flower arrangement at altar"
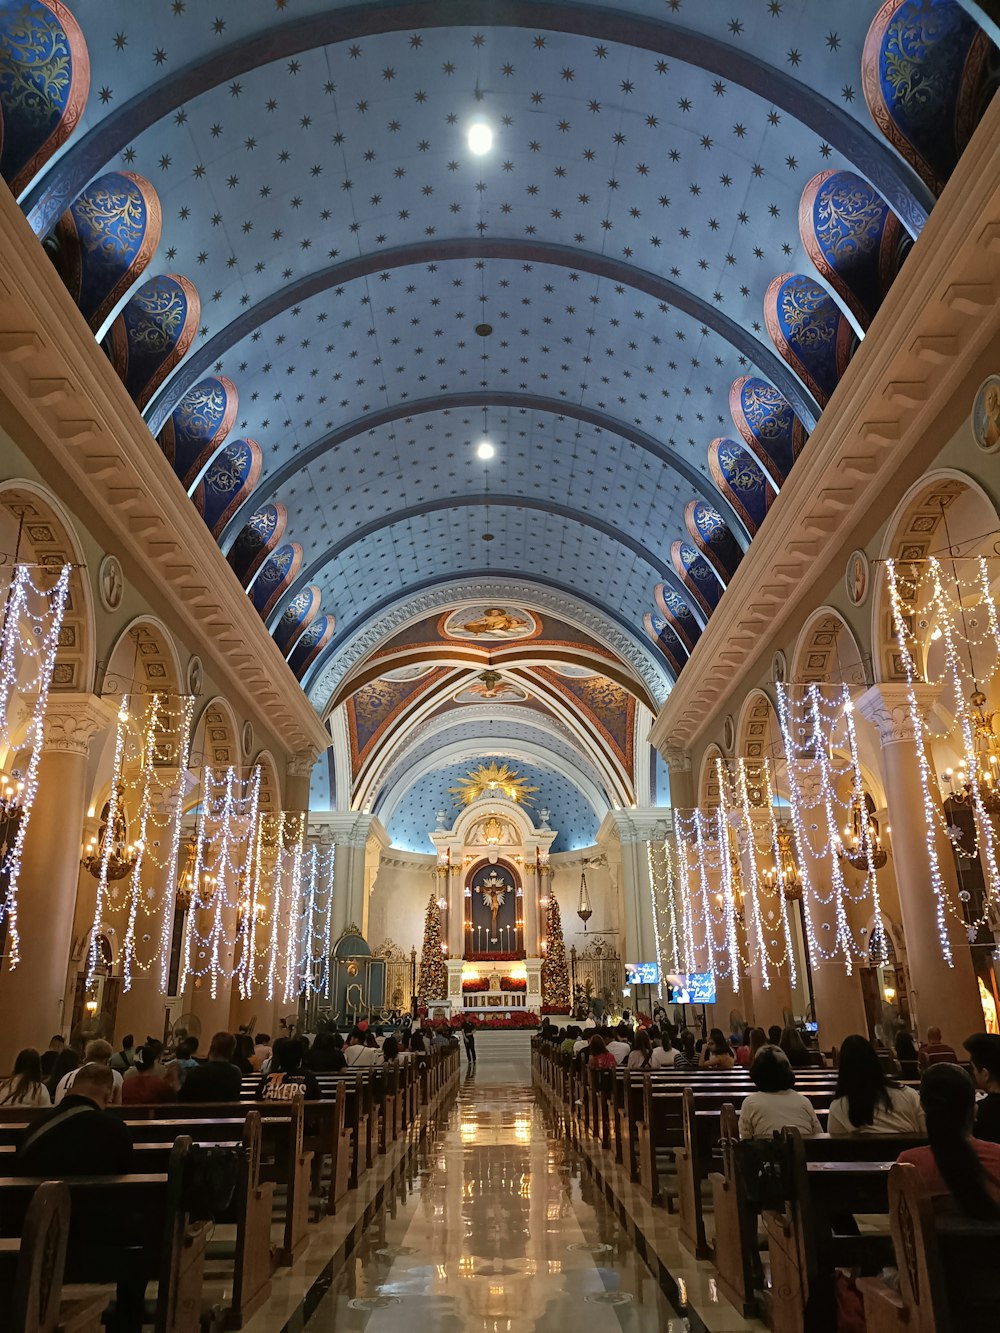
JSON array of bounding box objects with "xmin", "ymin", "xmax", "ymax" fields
[
  {"xmin": 499, "ymin": 976, "xmax": 527, "ymax": 992},
  {"xmin": 541, "ymin": 1003, "xmax": 570, "ymax": 1015},
  {"xmin": 462, "ymin": 977, "xmax": 489, "ymax": 993},
  {"xmin": 423, "ymin": 1011, "xmax": 540, "ymax": 1030}
]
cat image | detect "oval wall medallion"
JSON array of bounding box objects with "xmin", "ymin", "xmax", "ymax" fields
[
  {"xmin": 98, "ymin": 554, "xmax": 124, "ymax": 611},
  {"xmin": 845, "ymin": 549, "xmax": 869, "ymax": 607}
]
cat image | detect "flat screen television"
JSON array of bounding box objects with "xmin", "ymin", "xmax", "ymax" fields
[
  {"xmin": 665, "ymin": 972, "xmax": 717, "ymax": 1005},
  {"xmin": 624, "ymin": 962, "xmax": 661, "ymax": 986}
]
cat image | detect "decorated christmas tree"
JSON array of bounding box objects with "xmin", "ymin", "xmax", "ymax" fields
[
  {"xmin": 541, "ymin": 891, "xmax": 571, "ymax": 1012},
  {"xmin": 417, "ymin": 893, "xmax": 448, "ymax": 1004}
]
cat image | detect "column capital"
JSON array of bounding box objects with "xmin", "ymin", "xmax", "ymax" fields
[
  {"xmin": 40, "ymin": 693, "xmax": 118, "ymax": 755},
  {"xmin": 661, "ymin": 745, "xmax": 693, "ymax": 774},
  {"xmin": 307, "ymin": 810, "xmax": 389, "ymax": 849},
  {"xmin": 286, "ymin": 745, "xmax": 323, "ymax": 779},
  {"xmin": 856, "ymin": 682, "xmax": 940, "ymax": 745},
  {"xmin": 598, "ymin": 807, "xmax": 672, "ymax": 846}
]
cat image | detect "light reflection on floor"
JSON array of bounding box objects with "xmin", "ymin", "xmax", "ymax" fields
[{"xmin": 300, "ymin": 1053, "xmax": 698, "ymax": 1333}]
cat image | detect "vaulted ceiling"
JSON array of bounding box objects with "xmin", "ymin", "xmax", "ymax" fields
[{"xmin": 4, "ymin": 0, "xmax": 994, "ymax": 840}]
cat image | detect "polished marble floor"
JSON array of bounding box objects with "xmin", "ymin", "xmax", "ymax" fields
[{"xmin": 293, "ymin": 1046, "xmax": 727, "ymax": 1333}]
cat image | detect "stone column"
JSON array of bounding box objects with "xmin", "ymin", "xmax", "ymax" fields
[
  {"xmin": 663, "ymin": 745, "xmax": 696, "ymax": 811},
  {"xmin": 857, "ymin": 684, "xmax": 983, "ymax": 1048},
  {"xmin": 597, "ymin": 810, "xmax": 668, "ymax": 988},
  {"xmin": 0, "ymin": 693, "xmax": 116, "ymax": 1067},
  {"xmin": 284, "ymin": 747, "xmax": 319, "ymax": 819},
  {"xmin": 115, "ymin": 769, "xmax": 195, "ymax": 1047}
]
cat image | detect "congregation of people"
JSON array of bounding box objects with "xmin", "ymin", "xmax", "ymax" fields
[{"xmin": 536, "ymin": 1012, "xmax": 1000, "ymax": 1216}]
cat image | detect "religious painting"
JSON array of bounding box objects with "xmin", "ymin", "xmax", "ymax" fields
[
  {"xmin": 549, "ymin": 664, "xmax": 597, "ymax": 678},
  {"xmin": 453, "ymin": 679, "xmax": 529, "ymax": 705},
  {"xmin": 972, "ymin": 375, "xmax": 1000, "ymax": 453},
  {"xmin": 381, "ymin": 663, "xmax": 437, "ymax": 682},
  {"xmin": 440, "ymin": 604, "xmax": 539, "ymax": 642}
]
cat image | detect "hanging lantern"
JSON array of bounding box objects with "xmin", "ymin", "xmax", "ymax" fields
[{"xmin": 577, "ymin": 870, "xmax": 593, "ymax": 929}]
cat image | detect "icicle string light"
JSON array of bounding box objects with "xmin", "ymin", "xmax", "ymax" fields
[
  {"xmin": 0, "ymin": 564, "xmax": 71, "ymax": 969},
  {"xmin": 87, "ymin": 696, "xmax": 131, "ymax": 988}
]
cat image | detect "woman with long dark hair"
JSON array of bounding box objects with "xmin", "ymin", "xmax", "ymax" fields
[
  {"xmin": 898, "ymin": 1064, "xmax": 1000, "ymax": 1217},
  {"xmin": 828, "ymin": 1034, "xmax": 923, "ymax": 1135},
  {"xmin": 0, "ymin": 1048, "xmax": 51, "ymax": 1107},
  {"xmin": 626, "ymin": 1029, "xmax": 653, "ymax": 1071},
  {"xmin": 699, "ymin": 1027, "xmax": 736, "ymax": 1070}
]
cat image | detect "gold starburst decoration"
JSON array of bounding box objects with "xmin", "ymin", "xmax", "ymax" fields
[{"xmin": 449, "ymin": 762, "xmax": 539, "ymax": 807}]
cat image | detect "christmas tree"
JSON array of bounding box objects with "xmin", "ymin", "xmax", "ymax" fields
[
  {"xmin": 541, "ymin": 891, "xmax": 571, "ymax": 1011},
  {"xmin": 417, "ymin": 893, "xmax": 448, "ymax": 1003}
]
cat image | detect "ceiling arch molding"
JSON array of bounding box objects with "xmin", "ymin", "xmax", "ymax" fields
[
  {"xmin": 144, "ymin": 238, "xmax": 822, "ymax": 438},
  {"xmin": 307, "ymin": 572, "xmax": 673, "ymax": 713},
  {"xmin": 361, "ymin": 703, "xmax": 624, "ymax": 813},
  {"xmin": 217, "ymin": 392, "xmax": 753, "ymax": 554},
  {"xmin": 22, "ymin": 0, "xmax": 932, "ymax": 243},
  {"xmin": 374, "ymin": 738, "xmax": 610, "ymax": 834},
  {"xmin": 269, "ymin": 494, "xmax": 705, "ymax": 636}
]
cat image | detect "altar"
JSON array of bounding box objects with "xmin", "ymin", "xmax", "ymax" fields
[{"xmin": 429, "ymin": 772, "xmax": 557, "ymax": 1014}]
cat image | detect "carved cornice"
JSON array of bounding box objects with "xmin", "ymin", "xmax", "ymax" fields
[
  {"xmin": 41, "ymin": 693, "xmax": 118, "ymax": 756},
  {"xmin": 598, "ymin": 807, "xmax": 673, "ymax": 846},
  {"xmin": 650, "ymin": 96, "xmax": 1000, "ymax": 754},
  {"xmin": 310, "ymin": 578, "xmax": 670, "ymax": 713},
  {"xmin": 0, "ymin": 186, "xmax": 330, "ymax": 761},
  {"xmin": 307, "ymin": 810, "xmax": 389, "ymax": 849}
]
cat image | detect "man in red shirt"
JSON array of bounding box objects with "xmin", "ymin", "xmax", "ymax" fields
[
  {"xmin": 918, "ymin": 1025, "xmax": 958, "ymax": 1070},
  {"xmin": 121, "ymin": 1045, "xmax": 177, "ymax": 1104}
]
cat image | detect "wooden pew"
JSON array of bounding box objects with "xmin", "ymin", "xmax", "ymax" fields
[
  {"xmin": 860, "ymin": 1162, "xmax": 1000, "ymax": 1332},
  {"xmin": 0, "ymin": 1137, "xmax": 210, "ymax": 1333},
  {"xmin": 0, "ymin": 1180, "xmax": 105, "ymax": 1333}
]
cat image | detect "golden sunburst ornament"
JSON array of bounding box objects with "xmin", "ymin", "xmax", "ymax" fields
[{"xmin": 449, "ymin": 761, "xmax": 539, "ymax": 807}]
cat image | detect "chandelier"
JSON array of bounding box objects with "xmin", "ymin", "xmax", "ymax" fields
[
  {"xmin": 940, "ymin": 690, "xmax": 1000, "ymax": 814},
  {"xmin": 175, "ymin": 836, "xmax": 216, "ymax": 911},
  {"xmin": 838, "ymin": 793, "xmax": 888, "ymax": 871},
  {"xmin": 81, "ymin": 802, "xmax": 138, "ymax": 882},
  {"xmin": 762, "ymin": 821, "xmax": 803, "ymax": 900}
]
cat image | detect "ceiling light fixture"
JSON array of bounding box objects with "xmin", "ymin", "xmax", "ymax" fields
[
  {"xmin": 468, "ymin": 122, "xmax": 492, "ymax": 155},
  {"xmin": 476, "ymin": 441, "xmax": 495, "ymax": 460}
]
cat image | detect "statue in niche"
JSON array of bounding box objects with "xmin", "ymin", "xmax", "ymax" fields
[{"xmin": 481, "ymin": 869, "xmax": 507, "ymax": 942}]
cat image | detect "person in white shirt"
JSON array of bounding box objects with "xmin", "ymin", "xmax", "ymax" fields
[
  {"xmin": 54, "ymin": 1038, "xmax": 123, "ymax": 1105},
  {"xmin": 0, "ymin": 1048, "xmax": 51, "ymax": 1107},
  {"xmin": 606, "ymin": 1027, "xmax": 632, "ymax": 1065},
  {"xmin": 572, "ymin": 1037, "xmax": 589, "ymax": 1056},
  {"xmin": 343, "ymin": 1028, "xmax": 384, "ymax": 1068},
  {"xmin": 738, "ymin": 1046, "xmax": 822, "ymax": 1139},
  {"xmin": 827, "ymin": 1034, "xmax": 925, "ymax": 1136},
  {"xmin": 651, "ymin": 1035, "xmax": 679, "ymax": 1069}
]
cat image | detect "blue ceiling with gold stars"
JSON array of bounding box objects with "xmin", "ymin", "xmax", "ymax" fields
[{"xmin": 3, "ymin": 0, "xmax": 995, "ymax": 736}]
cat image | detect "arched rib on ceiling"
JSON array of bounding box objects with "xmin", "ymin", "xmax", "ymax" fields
[
  {"xmin": 305, "ymin": 568, "xmax": 673, "ymax": 708},
  {"xmin": 22, "ymin": 0, "xmax": 932, "ymax": 240},
  {"xmin": 271, "ymin": 493, "xmax": 704, "ymax": 634},
  {"xmin": 145, "ymin": 238, "xmax": 822, "ymax": 436},
  {"xmin": 219, "ymin": 392, "xmax": 753, "ymax": 551}
]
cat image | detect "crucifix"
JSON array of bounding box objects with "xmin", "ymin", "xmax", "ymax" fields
[{"xmin": 480, "ymin": 870, "xmax": 507, "ymax": 944}]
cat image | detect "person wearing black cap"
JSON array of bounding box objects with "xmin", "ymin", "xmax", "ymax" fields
[{"xmin": 964, "ymin": 1032, "xmax": 1000, "ymax": 1143}]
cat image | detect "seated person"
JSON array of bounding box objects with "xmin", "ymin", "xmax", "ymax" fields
[
  {"xmin": 250, "ymin": 1032, "xmax": 272, "ymax": 1072},
  {"xmin": 606, "ymin": 1027, "xmax": 632, "ymax": 1065},
  {"xmin": 587, "ymin": 1035, "xmax": 618, "ymax": 1070},
  {"xmin": 964, "ymin": 1032, "xmax": 1000, "ymax": 1144},
  {"xmin": 344, "ymin": 1026, "xmax": 385, "ymax": 1067},
  {"xmin": 15, "ymin": 1063, "xmax": 145, "ymax": 1333},
  {"xmin": 121, "ymin": 1044, "xmax": 178, "ymax": 1104},
  {"xmin": 256, "ymin": 1038, "xmax": 321, "ymax": 1100},
  {"xmin": 897, "ymin": 1064, "xmax": 1000, "ymax": 1216},
  {"xmin": 919, "ymin": 1025, "xmax": 958, "ymax": 1069},
  {"xmin": 828, "ymin": 1034, "xmax": 924, "ymax": 1135},
  {"xmin": 179, "ymin": 1031, "xmax": 243, "ymax": 1102},
  {"xmin": 738, "ymin": 1046, "xmax": 822, "ymax": 1139},
  {"xmin": 700, "ymin": 1028, "xmax": 736, "ymax": 1070},
  {"xmin": 54, "ymin": 1038, "xmax": 124, "ymax": 1104}
]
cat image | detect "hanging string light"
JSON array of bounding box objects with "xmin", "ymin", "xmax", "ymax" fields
[
  {"xmin": 299, "ymin": 841, "xmax": 335, "ymax": 997},
  {"xmin": 647, "ymin": 833, "xmax": 682, "ymax": 974},
  {"xmin": 253, "ymin": 810, "xmax": 307, "ymax": 1002},
  {"xmin": 0, "ymin": 563, "xmax": 71, "ymax": 970},
  {"xmin": 179, "ymin": 765, "xmax": 263, "ymax": 999}
]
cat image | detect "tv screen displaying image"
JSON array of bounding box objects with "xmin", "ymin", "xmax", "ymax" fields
[
  {"xmin": 624, "ymin": 962, "xmax": 661, "ymax": 986},
  {"xmin": 665, "ymin": 972, "xmax": 717, "ymax": 1005}
]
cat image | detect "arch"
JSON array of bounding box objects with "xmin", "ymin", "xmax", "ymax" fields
[
  {"xmin": 193, "ymin": 439, "xmax": 262, "ymax": 540},
  {"xmin": 251, "ymin": 543, "xmax": 303, "ymax": 623},
  {"xmin": 288, "ymin": 615, "xmax": 335, "ymax": 681},
  {"xmin": 872, "ymin": 467, "xmax": 1000, "ymax": 681},
  {"xmin": 253, "ymin": 748, "xmax": 281, "ymax": 813},
  {"xmin": 0, "ymin": 478, "xmax": 94, "ymax": 693},
  {"xmin": 271, "ymin": 495, "xmax": 704, "ymax": 634},
  {"xmin": 697, "ymin": 743, "xmax": 724, "ymax": 809},
  {"xmin": 0, "ymin": 0, "xmax": 90, "ymax": 199},
  {"xmin": 227, "ymin": 503, "xmax": 287, "ymax": 590},
  {"xmin": 708, "ymin": 438, "xmax": 777, "ymax": 536},
  {"xmin": 306, "ymin": 570, "xmax": 672, "ymax": 711},
  {"xmin": 736, "ymin": 687, "xmax": 780, "ymax": 764},
  {"xmin": 105, "ymin": 273, "xmax": 201, "ymax": 412},
  {"xmin": 789, "ymin": 607, "xmax": 867, "ymax": 688},
  {"xmin": 191, "ymin": 694, "xmax": 241, "ymax": 771},
  {"xmin": 763, "ymin": 273, "xmax": 856, "ymax": 409},
  {"xmin": 671, "ymin": 541, "xmax": 723, "ymax": 614},
  {"xmin": 218, "ymin": 391, "xmax": 752, "ymax": 554},
  {"xmin": 274, "ymin": 586, "xmax": 322, "ymax": 659},
  {"xmin": 159, "ymin": 375, "xmax": 239, "ymax": 492},
  {"xmin": 145, "ymin": 239, "xmax": 822, "ymax": 439},
  {"xmin": 684, "ymin": 499, "xmax": 743, "ymax": 584},
  {"xmin": 22, "ymin": 0, "xmax": 933, "ymax": 240},
  {"xmin": 99, "ymin": 615, "xmax": 182, "ymax": 697},
  {"xmin": 644, "ymin": 613, "xmax": 685, "ymax": 679},
  {"xmin": 729, "ymin": 376, "xmax": 807, "ymax": 489}
]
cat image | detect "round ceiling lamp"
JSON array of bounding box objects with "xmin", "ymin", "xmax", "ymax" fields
[
  {"xmin": 476, "ymin": 440, "xmax": 495, "ymax": 460},
  {"xmin": 468, "ymin": 122, "xmax": 492, "ymax": 155}
]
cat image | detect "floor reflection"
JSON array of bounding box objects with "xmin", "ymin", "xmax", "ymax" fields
[{"xmin": 300, "ymin": 1054, "xmax": 698, "ymax": 1333}]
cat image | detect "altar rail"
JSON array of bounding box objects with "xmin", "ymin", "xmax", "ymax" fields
[{"xmin": 463, "ymin": 992, "xmax": 529, "ymax": 1010}]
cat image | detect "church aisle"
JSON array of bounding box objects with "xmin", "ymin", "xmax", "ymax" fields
[{"xmin": 293, "ymin": 1046, "xmax": 748, "ymax": 1333}]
